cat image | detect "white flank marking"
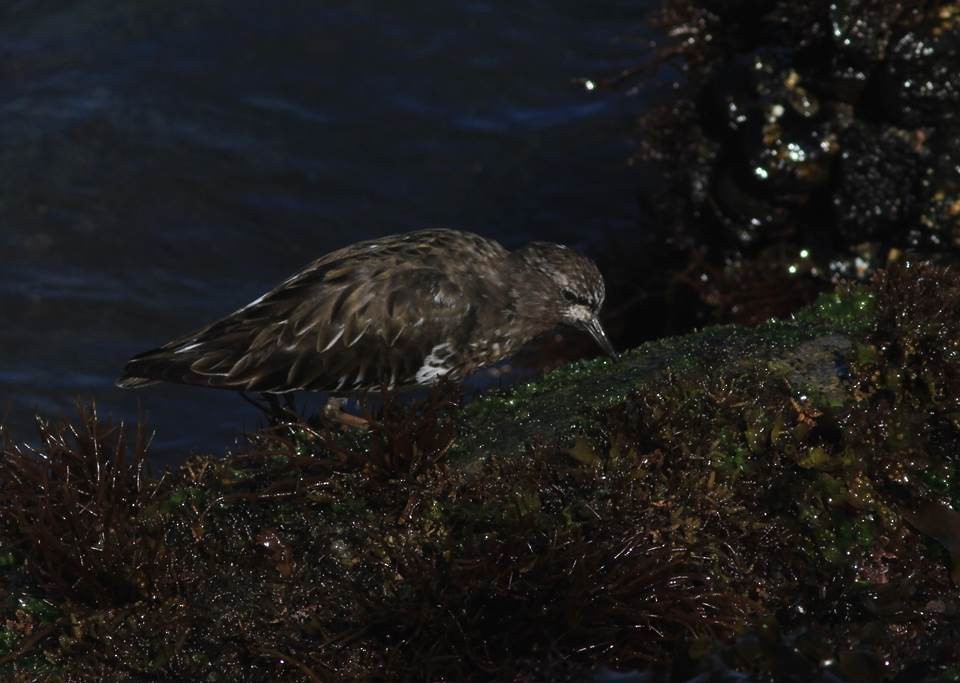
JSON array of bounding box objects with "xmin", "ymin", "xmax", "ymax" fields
[{"xmin": 415, "ymin": 342, "xmax": 453, "ymax": 385}]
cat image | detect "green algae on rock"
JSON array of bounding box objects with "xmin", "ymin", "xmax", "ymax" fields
[
  {"xmin": 458, "ymin": 286, "xmax": 874, "ymax": 460},
  {"xmin": 0, "ymin": 267, "xmax": 959, "ymax": 681}
]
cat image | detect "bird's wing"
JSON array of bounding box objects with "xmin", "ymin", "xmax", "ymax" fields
[{"xmin": 117, "ymin": 257, "xmax": 475, "ymax": 392}]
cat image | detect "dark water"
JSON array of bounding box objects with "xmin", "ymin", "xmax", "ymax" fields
[{"xmin": 1, "ymin": 1, "xmax": 653, "ymax": 464}]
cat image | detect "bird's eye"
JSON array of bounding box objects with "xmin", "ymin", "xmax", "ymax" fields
[{"xmin": 562, "ymin": 289, "xmax": 578, "ymax": 303}]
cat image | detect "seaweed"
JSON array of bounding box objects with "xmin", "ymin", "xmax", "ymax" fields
[{"xmin": 0, "ymin": 405, "xmax": 165, "ymax": 607}]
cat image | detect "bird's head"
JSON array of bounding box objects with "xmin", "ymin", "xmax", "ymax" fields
[{"xmin": 513, "ymin": 242, "xmax": 617, "ymax": 359}]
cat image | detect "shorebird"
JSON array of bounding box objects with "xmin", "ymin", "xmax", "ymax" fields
[{"xmin": 117, "ymin": 229, "xmax": 616, "ymax": 422}]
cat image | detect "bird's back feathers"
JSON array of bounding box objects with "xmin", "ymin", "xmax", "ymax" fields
[{"xmin": 117, "ymin": 230, "xmax": 511, "ymax": 393}]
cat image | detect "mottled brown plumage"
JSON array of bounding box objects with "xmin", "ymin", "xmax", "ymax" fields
[{"xmin": 117, "ymin": 229, "xmax": 615, "ymax": 394}]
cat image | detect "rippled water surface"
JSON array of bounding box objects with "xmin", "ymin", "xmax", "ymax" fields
[{"xmin": 2, "ymin": 1, "xmax": 652, "ymax": 463}]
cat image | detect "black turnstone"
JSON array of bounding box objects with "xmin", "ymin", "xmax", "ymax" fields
[{"xmin": 117, "ymin": 229, "xmax": 616, "ymax": 402}]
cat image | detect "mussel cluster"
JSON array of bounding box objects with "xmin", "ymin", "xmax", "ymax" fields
[{"xmin": 639, "ymin": 0, "xmax": 960, "ymax": 323}]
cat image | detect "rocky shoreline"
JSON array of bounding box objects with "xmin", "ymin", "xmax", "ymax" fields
[{"xmin": 2, "ymin": 267, "xmax": 959, "ymax": 681}]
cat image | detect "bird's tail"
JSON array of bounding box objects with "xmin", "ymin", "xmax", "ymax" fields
[
  {"xmin": 115, "ymin": 336, "xmax": 224, "ymax": 389},
  {"xmin": 115, "ymin": 345, "xmax": 186, "ymax": 389}
]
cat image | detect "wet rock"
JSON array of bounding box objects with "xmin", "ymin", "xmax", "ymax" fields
[
  {"xmin": 835, "ymin": 122, "xmax": 923, "ymax": 243},
  {"xmin": 873, "ymin": 9, "xmax": 960, "ymax": 127},
  {"xmin": 632, "ymin": 0, "xmax": 960, "ymax": 328}
]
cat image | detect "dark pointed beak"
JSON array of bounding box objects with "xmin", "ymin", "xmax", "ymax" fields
[{"xmin": 583, "ymin": 316, "xmax": 618, "ymax": 360}]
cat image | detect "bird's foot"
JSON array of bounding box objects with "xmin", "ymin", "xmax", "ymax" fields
[{"xmin": 323, "ymin": 397, "xmax": 369, "ymax": 431}]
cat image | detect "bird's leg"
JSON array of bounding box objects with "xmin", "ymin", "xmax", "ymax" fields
[
  {"xmin": 322, "ymin": 397, "xmax": 369, "ymax": 430},
  {"xmin": 240, "ymin": 391, "xmax": 300, "ymax": 424},
  {"xmin": 263, "ymin": 393, "xmax": 301, "ymax": 424}
]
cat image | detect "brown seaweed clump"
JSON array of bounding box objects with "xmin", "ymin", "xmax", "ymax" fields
[
  {"xmin": 0, "ymin": 406, "xmax": 165, "ymax": 606},
  {"xmin": 0, "ymin": 385, "xmax": 743, "ymax": 681},
  {"xmin": 1, "ymin": 267, "xmax": 960, "ymax": 681}
]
